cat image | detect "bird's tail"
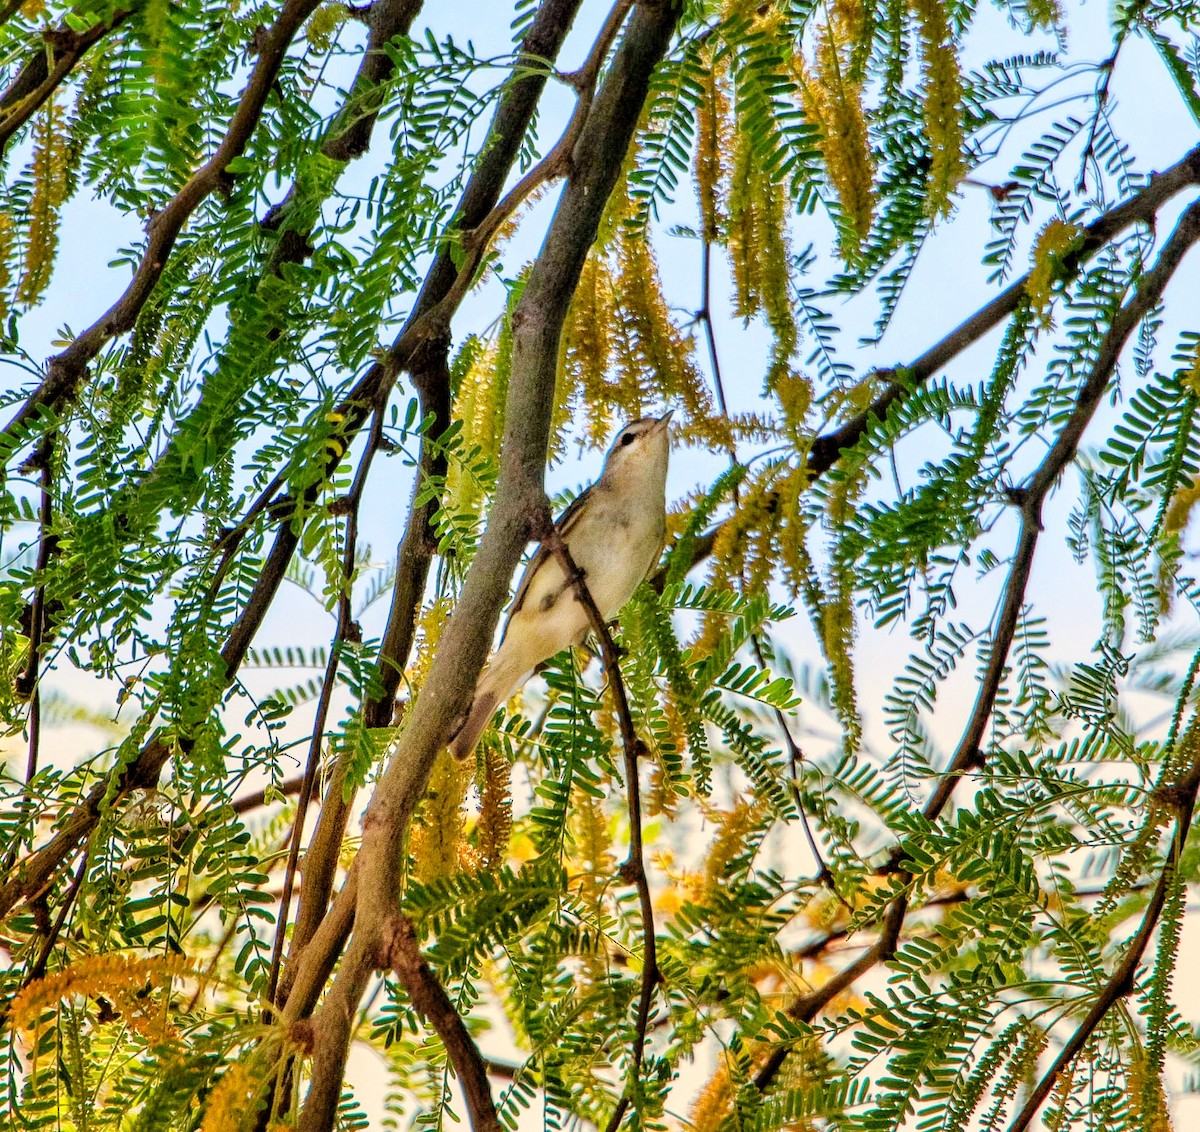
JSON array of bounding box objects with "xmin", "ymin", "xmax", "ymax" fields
[{"xmin": 449, "ymin": 647, "xmax": 529, "ymax": 759}]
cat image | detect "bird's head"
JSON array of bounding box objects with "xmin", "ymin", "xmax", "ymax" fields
[{"xmin": 601, "ymin": 412, "xmax": 673, "ymax": 484}]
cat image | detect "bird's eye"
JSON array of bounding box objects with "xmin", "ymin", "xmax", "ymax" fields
[{"xmin": 620, "ymin": 432, "xmax": 636, "ymax": 446}]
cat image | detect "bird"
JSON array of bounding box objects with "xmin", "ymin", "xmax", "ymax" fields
[{"xmin": 450, "ymin": 412, "xmax": 673, "ymax": 759}]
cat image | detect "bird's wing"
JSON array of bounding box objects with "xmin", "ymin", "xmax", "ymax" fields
[{"xmin": 504, "ymin": 485, "xmax": 594, "ymax": 629}]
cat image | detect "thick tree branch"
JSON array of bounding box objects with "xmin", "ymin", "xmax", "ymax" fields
[
  {"xmin": 383, "ymin": 915, "xmax": 501, "ymax": 1132},
  {"xmin": 0, "ymin": 0, "xmax": 324, "ymax": 455},
  {"xmin": 290, "ymin": 5, "xmax": 681, "ymax": 1128}
]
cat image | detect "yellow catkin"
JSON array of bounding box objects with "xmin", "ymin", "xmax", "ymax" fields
[
  {"xmin": 9, "ymin": 954, "xmax": 186, "ymax": 1032},
  {"xmin": 695, "ymin": 53, "xmax": 731, "ymax": 242},
  {"xmin": 776, "ymin": 371, "xmax": 813, "ymax": 439},
  {"xmin": 19, "ymin": 0, "xmax": 44, "ymax": 16},
  {"xmin": 777, "ymin": 465, "xmax": 811, "ymax": 597},
  {"xmin": 613, "ymin": 232, "xmax": 725, "ymax": 445},
  {"xmin": 796, "ymin": 19, "xmax": 875, "ymax": 257},
  {"xmin": 688, "ymin": 1059, "xmax": 735, "ymax": 1132},
  {"xmin": 561, "ymin": 251, "xmax": 617, "ymax": 448},
  {"xmin": 727, "ymin": 118, "xmax": 800, "ymax": 392},
  {"xmin": 447, "ymin": 338, "xmax": 500, "ymax": 520},
  {"xmin": 412, "ymin": 748, "xmax": 471, "ymax": 882},
  {"xmin": 911, "ymin": 0, "xmax": 966, "ymax": 218},
  {"xmin": 406, "ymin": 597, "xmax": 452, "ymax": 695},
  {"xmin": 574, "ymin": 790, "xmax": 614, "ymax": 976},
  {"xmin": 0, "ymin": 209, "xmax": 14, "ymax": 319},
  {"xmin": 475, "ymin": 738, "xmax": 512, "ymax": 869},
  {"xmin": 1162, "ymin": 477, "xmax": 1200, "ymax": 542},
  {"xmin": 1025, "ymin": 218, "xmax": 1082, "ymax": 328},
  {"xmin": 727, "ymin": 129, "xmax": 761, "ymax": 318},
  {"xmin": 9, "ymin": 953, "xmax": 188, "ymax": 1056},
  {"xmin": 18, "ymin": 93, "xmax": 67, "ymax": 307},
  {"xmin": 1129, "ymin": 1048, "xmax": 1175, "ymax": 1132},
  {"xmin": 200, "ymin": 1058, "xmax": 265, "ymax": 1132},
  {"xmin": 700, "ymin": 800, "xmax": 761, "ymax": 901},
  {"xmin": 1158, "ymin": 474, "xmax": 1200, "ymax": 615},
  {"xmin": 306, "ymin": 2, "xmax": 347, "ymax": 52},
  {"xmin": 568, "ymin": 787, "xmax": 614, "ymax": 989}
]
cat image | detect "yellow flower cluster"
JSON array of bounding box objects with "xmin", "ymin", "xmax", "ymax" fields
[
  {"xmin": 695, "ymin": 54, "xmax": 731, "ymax": 243},
  {"xmin": 8, "ymin": 953, "xmax": 189, "ymax": 1049},
  {"xmin": 573, "ymin": 789, "xmax": 615, "ymax": 982},
  {"xmin": 1023, "ymin": 0, "xmax": 1063, "ymax": 31},
  {"xmin": 17, "ymin": 93, "xmax": 68, "ymax": 308},
  {"xmin": 796, "ymin": 19, "xmax": 875, "ymax": 257},
  {"xmin": 200, "ymin": 1056, "xmax": 267, "ymax": 1132},
  {"xmin": 475, "ymin": 736, "xmax": 513, "ymax": 870},
  {"xmin": 411, "ymin": 747, "xmax": 472, "ymax": 882},
  {"xmin": 0, "ymin": 210, "xmax": 13, "ymax": 320},
  {"xmin": 1128, "ymin": 1047, "xmax": 1175, "ymax": 1132},
  {"xmin": 1025, "ymin": 218, "xmax": 1083, "ymax": 328},
  {"xmin": 911, "ymin": 0, "xmax": 966, "ymax": 218},
  {"xmin": 306, "ymin": 2, "xmax": 348, "ymax": 53},
  {"xmin": 728, "ymin": 130, "xmax": 798, "ymax": 389},
  {"xmin": 559, "ymin": 185, "xmax": 729, "ymax": 450}
]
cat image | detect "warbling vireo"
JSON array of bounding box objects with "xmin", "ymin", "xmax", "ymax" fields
[{"xmin": 450, "ymin": 412, "xmax": 672, "ymax": 758}]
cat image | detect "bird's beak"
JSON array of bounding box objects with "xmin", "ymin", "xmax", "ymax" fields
[{"xmin": 652, "ymin": 410, "xmax": 674, "ymax": 434}]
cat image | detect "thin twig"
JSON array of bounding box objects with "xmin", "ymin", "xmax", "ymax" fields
[
  {"xmin": 230, "ymin": 774, "xmax": 307, "ymax": 816},
  {"xmin": 0, "ymin": 736, "xmax": 170, "ymax": 920},
  {"xmin": 536, "ymin": 515, "xmax": 659, "ymax": 1132},
  {"xmin": 14, "ymin": 435, "xmax": 56, "ymax": 769},
  {"xmin": 694, "ymin": 228, "xmax": 843, "ymax": 905},
  {"xmin": 1, "ymin": 436, "xmax": 56, "ymax": 878}
]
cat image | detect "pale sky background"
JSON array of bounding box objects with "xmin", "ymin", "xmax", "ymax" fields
[{"xmin": 4, "ymin": 0, "xmax": 1200, "ymax": 1126}]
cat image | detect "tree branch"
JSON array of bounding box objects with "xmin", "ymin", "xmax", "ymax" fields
[
  {"xmin": 0, "ymin": 736, "xmax": 170, "ymax": 920},
  {"xmin": 664, "ymin": 141, "xmax": 1200, "ymax": 583},
  {"xmin": 281, "ymin": 0, "xmax": 589, "ymax": 982},
  {"xmin": 0, "ymin": 8, "xmax": 132, "ymax": 157},
  {"xmin": 382, "ymin": 915, "xmax": 501, "ymax": 1132}
]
